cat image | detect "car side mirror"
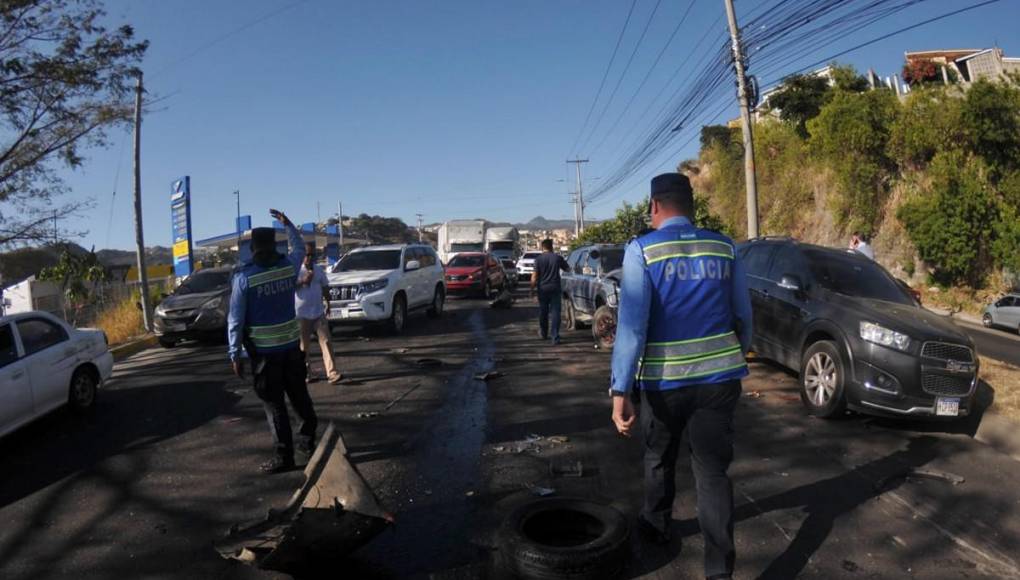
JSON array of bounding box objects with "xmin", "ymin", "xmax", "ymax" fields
[
  {"xmin": 778, "ymin": 274, "xmax": 802, "ymax": 292},
  {"xmin": 405, "ymin": 260, "xmax": 421, "ymax": 271},
  {"xmin": 589, "ymin": 249, "xmax": 601, "ymax": 260}
]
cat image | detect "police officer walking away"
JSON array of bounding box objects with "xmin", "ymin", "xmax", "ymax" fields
[
  {"xmin": 530, "ymin": 238, "xmax": 569, "ymax": 344},
  {"xmin": 228, "ymin": 209, "xmax": 318, "ymax": 474},
  {"xmin": 610, "ymin": 174, "xmax": 752, "ymax": 580}
]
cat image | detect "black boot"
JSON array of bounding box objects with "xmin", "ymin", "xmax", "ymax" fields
[{"xmin": 260, "ymin": 455, "xmax": 295, "ymax": 474}]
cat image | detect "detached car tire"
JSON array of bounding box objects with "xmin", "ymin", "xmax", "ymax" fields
[
  {"xmin": 800, "ymin": 340, "xmax": 847, "ymax": 418},
  {"xmin": 591, "ymin": 306, "xmax": 617, "ymax": 350},
  {"xmin": 498, "ymin": 498, "xmax": 629, "ymax": 580}
]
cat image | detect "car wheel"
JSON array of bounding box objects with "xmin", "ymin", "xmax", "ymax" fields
[
  {"xmin": 562, "ymin": 296, "xmax": 578, "ymax": 331},
  {"xmin": 982, "ymin": 313, "xmax": 993, "ymax": 328},
  {"xmin": 427, "ymin": 285, "xmax": 445, "ymax": 318},
  {"xmin": 498, "ymin": 498, "xmax": 629, "ymax": 580},
  {"xmin": 481, "ymin": 280, "xmax": 492, "ymax": 299},
  {"xmin": 68, "ymin": 368, "xmax": 98, "ymax": 412},
  {"xmin": 592, "ymin": 306, "xmax": 617, "ymax": 350},
  {"xmin": 388, "ymin": 293, "xmax": 407, "ymax": 334},
  {"xmin": 800, "ymin": 340, "xmax": 847, "ymax": 418},
  {"xmin": 158, "ymin": 336, "xmax": 176, "ymax": 348}
]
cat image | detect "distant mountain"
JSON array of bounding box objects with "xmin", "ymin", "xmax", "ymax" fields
[
  {"xmin": 1, "ymin": 243, "xmax": 172, "ymax": 286},
  {"xmin": 96, "ymin": 246, "xmax": 172, "ymax": 267}
]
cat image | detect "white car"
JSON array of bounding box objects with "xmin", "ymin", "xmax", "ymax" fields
[
  {"xmin": 326, "ymin": 244, "xmax": 446, "ymax": 333},
  {"xmin": 516, "ymin": 251, "xmax": 541, "ymax": 277},
  {"xmin": 0, "ymin": 311, "xmax": 113, "ymax": 438}
]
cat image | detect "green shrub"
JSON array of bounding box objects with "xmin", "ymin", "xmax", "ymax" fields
[
  {"xmin": 960, "ymin": 79, "xmax": 1020, "ymax": 179},
  {"xmin": 888, "ymin": 87, "xmax": 964, "ymax": 168}
]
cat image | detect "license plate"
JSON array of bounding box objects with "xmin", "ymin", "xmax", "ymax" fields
[
  {"xmin": 328, "ymin": 308, "xmax": 346, "ymax": 320},
  {"xmin": 936, "ymin": 397, "xmax": 960, "ymax": 417}
]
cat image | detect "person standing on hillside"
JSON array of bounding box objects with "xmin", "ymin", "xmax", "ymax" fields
[
  {"xmin": 228, "ymin": 209, "xmax": 318, "ymax": 474},
  {"xmin": 610, "ymin": 173, "xmax": 752, "ymax": 580},
  {"xmin": 849, "ymin": 231, "xmax": 874, "ymax": 260},
  {"xmin": 530, "ymin": 238, "xmax": 569, "ymax": 344},
  {"xmin": 296, "ymin": 241, "xmax": 342, "ymax": 385}
]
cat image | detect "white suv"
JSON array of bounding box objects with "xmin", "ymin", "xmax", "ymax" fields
[
  {"xmin": 326, "ymin": 244, "xmax": 446, "ymax": 333},
  {"xmin": 516, "ymin": 251, "xmax": 542, "ymax": 277}
]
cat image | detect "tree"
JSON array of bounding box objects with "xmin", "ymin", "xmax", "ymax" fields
[
  {"xmin": 888, "ymin": 87, "xmax": 964, "ymax": 169},
  {"xmin": 0, "ymin": 0, "xmax": 148, "ymax": 248},
  {"xmin": 960, "ymin": 79, "xmax": 1020, "ymax": 180},
  {"xmin": 38, "ymin": 244, "xmax": 107, "ymax": 323},
  {"xmin": 830, "ymin": 64, "xmax": 869, "ymax": 92},
  {"xmin": 348, "ymin": 214, "xmax": 414, "ymax": 244},
  {"xmin": 766, "ymin": 74, "xmax": 832, "ymax": 137},
  {"xmin": 573, "ymin": 196, "xmax": 730, "ymax": 249},
  {"xmin": 700, "ymin": 125, "xmax": 734, "ymax": 149}
]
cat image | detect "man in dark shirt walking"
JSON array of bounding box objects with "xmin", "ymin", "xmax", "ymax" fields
[{"xmin": 530, "ymin": 238, "xmax": 570, "ymax": 344}]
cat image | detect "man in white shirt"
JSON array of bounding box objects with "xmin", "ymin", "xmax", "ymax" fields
[
  {"xmin": 295, "ymin": 242, "xmax": 342, "ymax": 384},
  {"xmin": 849, "ymin": 231, "xmax": 875, "ymax": 260}
]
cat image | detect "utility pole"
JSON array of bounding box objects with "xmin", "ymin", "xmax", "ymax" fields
[
  {"xmin": 132, "ymin": 71, "xmax": 152, "ymax": 331},
  {"xmin": 723, "ymin": 0, "xmax": 760, "ymax": 238},
  {"xmin": 416, "ymin": 213, "xmax": 424, "ymax": 243},
  {"xmin": 233, "ymin": 189, "xmax": 241, "ymax": 251},
  {"xmin": 566, "ymin": 158, "xmax": 589, "ymax": 234},
  {"xmin": 336, "ymin": 201, "xmax": 344, "ymax": 251}
]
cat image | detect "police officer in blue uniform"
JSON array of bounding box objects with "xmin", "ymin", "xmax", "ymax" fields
[
  {"xmin": 610, "ymin": 173, "xmax": 752, "ymax": 580},
  {"xmin": 228, "ymin": 209, "xmax": 318, "ymax": 474}
]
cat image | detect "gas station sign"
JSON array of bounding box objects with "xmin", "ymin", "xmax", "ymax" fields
[{"xmin": 171, "ymin": 176, "xmax": 194, "ymax": 277}]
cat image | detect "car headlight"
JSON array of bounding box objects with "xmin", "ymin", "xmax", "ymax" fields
[
  {"xmin": 360, "ymin": 278, "xmax": 389, "ymax": 294},
  {"xmin": 154, "ymin": 304, "xmax": 166, "ymax": 317},
  {"xmin": 200, "ymin": 296, "xmax": 223, "ymax": 310},
  {"xmin": 470, "ymin": 270, "xmax": 482, "ymax": 280},
  {"xmin": 860, "ymin": 321, "xmax": 911, "ymax": 351}
]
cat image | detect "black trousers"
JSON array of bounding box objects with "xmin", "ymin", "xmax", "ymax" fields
[
  {"xmin": 252, "ymin": 348, "xmax": 317, "ymax": 460},
  {"xmin": 640, "ymin": 380, "xmax": 741, "ymax": 577},
  {"xmin": 537, "ymin": 287, "xmax": 562, "ymax": 340}
]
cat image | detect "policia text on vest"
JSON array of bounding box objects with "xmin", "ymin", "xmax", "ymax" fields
[{"xmin": 227, "ymin": 210, "xmax": 319, "ymax": 474}]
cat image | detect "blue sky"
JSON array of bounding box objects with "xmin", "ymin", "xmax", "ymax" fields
[{"xmin": 57, "ymin": 0, "xmax": 1020, "ymax": 250}]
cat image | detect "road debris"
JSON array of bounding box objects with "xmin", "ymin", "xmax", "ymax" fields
[
  {"xmin": 547, "ymin": 436, "xmax": 569, "ymax": 444},
  {"xmin": 550, "ymin": 461, "xmax": 585, "ymax": 478},
  {"xmin": 473, "ymin": 371, "xmax": 504, "ymax": 381},
  {"xmin": 875, "ymin": 468, "xmax": 966, "ymax": 491},
  {"xmin": 216, "ymin": 423, "xmax": 392, "ymax": 573},
  {"xmin": 222, "ymin": 417, "xmax": 243, "ymax": 424},
  {"xmin": 384, "ymin": 382, "xmax": 422, "ymax": 410},
  {"xmin": 355, "ymin": 412, "xmax": 379, "ymax": 419},
  {"xmin": 390, "ymin": 348, "xmax": 410, "ymax": 354},
  {"xmin": 745, "ymin": 390, "xmax": 764, "ymax": 398},
  {"xmin": 490, "ymin": 288, "xmax": 515, "ymax": 308},
  {"xmin": 415, "ymin": 358, "xmax": 443, "ymax": 369},
  {"xmin": 528, "ymin": 485, "xmax": 556, "ymax": 497},
  {"xmin": 466, "ymin": 490, "xmax": 475, "ymax": 497}
]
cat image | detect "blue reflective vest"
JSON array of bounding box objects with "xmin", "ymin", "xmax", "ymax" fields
[
  {"xmin": 238, "ymin": 256, "xmax": 301, "ymax": 354},
  {"xmin": 636, "ymin": 223, "xmax": 748, "ymax": 389}
]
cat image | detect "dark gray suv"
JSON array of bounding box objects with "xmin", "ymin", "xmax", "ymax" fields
[
  {"xmin": 561, "ymin": 244, "xmax": 625, "ymax": 349},
  {"xmin": 737, "ymin": 238, "xmax": 978, "ymax": 420}
]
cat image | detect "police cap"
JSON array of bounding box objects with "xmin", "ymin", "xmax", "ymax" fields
[
  {"xmin": 251, "ymin": 227, "xmax": 275, "ymax": 249},
  {"xmin": 650, "ymin": 172, "xmax": 693, "ymax": 201}
]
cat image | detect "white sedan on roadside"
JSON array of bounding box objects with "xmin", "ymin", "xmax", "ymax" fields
[{"xmin": 0, "ymin": 310, "xmax": 114, "ymax": 438}]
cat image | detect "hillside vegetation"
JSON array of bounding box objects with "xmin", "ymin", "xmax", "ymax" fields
[{"xmin": 688, "ymin": 67, "xmax": 1020, "ymax": 311}]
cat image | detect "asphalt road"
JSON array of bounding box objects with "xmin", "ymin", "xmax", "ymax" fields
[
  {"xmin": 2, "ymin": 292, "xmax": 1020, "ymax": 579},
  {"xmin": 957, "ymin": 320, "xmax": 1020, "ymax": 366}
]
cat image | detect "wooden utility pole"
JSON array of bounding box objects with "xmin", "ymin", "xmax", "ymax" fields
[
  {"xmin": 567, "ymin": 158, "xmax": 589, "ymax": 234},
  {"xmin": 133, "ymin": 72, "xmax": 152, "ymax": 331},
  {"xmin": 723, "ymin": 0, "xmax": 760, "ymax": 238}
]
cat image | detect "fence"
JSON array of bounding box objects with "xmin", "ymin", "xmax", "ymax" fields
[{"xmin": 57, "ymin": 277, "xmax": 175, "ymax": 328}]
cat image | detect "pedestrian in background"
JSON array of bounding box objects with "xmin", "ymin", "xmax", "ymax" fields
[
  {"xmin": 849, "ymin": 231, "xmax": 874, "ymax": 260},
  {"xmin": 610, "ymin": 173, "xmax": 752, "ymax": 580},
  {"xmin": 228, "ymin": 209, "xmax": 318, "ymax": 474},
  {"xmin": 530, "ymin": 238, "xmax": 569, "ymax": 344},
  {"xmin": 296, "ymin": 241, "xmax": 342, "ymax": 385}
]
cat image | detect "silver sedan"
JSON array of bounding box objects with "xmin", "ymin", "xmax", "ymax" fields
[{"xmin": 982, "ymin": 293, "xmax": 1020, "ymax": 334}]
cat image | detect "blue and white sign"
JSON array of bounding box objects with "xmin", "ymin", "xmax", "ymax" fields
[{"xmin": 170, "ymin": 176, "xmax": 194, "ymax": 277}]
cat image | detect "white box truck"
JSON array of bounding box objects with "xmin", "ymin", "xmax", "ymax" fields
[
  {"xmin": 484, "ymin": 226, "xmax": 519, "ymax": 261},
  {"xmin": 437, "ymin": 219, "xmax": 486, "ymax": 264}
]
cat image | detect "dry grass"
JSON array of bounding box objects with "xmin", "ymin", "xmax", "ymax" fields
[
  {"xmin": 92, "ymin": 297, "xmax": 145, "ymax": 346},
  {"xmin": 981, "ymin": 356, "xmax": 1020, "ymax": 422}
]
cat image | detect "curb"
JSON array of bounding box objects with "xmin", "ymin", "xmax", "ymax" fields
[
  {"xmin": 111, "ymin": 334, "xmax": 158, "ymax": 362},
  {"xmin": 924, "ymin": 305, "xmax": 983, "ymax": 326}
]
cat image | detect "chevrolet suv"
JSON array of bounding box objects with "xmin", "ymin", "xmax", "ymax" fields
[
  {"xmin": 737, "ymin": 238, "xmax": 978, "ymax": 420},
  {"xmin": 326, "ymin": 244, "xmax": 445, "ymax": 334},
  {"xmin": 561, "ymin": 244, "xmax": 625, "ymax": 349}
]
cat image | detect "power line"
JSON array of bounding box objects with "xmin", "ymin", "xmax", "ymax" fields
[{"xmin": 566, "ymin": 0, "xmax": 640, "ymax": 157}]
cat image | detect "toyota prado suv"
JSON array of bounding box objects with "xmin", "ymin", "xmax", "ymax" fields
[
  {"xmin": 737, "ymin": 238, "xmax": 978, "ymax": 420},
  {"xmin": 326, "ymin": 244, "xmax": 446, "ymax": 334}
]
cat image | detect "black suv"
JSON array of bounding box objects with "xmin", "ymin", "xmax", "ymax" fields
[{"xmin": 737, "ymin": 238, "xmax": 978, "ymax": 420}]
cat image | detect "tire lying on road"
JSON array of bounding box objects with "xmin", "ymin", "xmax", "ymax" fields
[
  {"xmin": 498, "ymin": 497, "xmax": 629, "ymax": 580},
  {"xmin": 591, "ymin": 305, "xmax": 616, "ymax": 350}
]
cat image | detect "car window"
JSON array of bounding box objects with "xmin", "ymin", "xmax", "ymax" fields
[
  {"xmin": 176, "ymin": 270, "xmax": 231, "ymax": 295},
  {"xmin": 586, "ymin": 251, "xmax": 601, "ymax": 274},
  {"xmin": 1000, "ymin": 297, "xmax": 1017, "ymax": 307},
  {"xmin": 567, "ymin": 250, "xmax": 582, "ymax": 271},
  {"xmin": 16, "ymin": 318, "xmax": 69, "ymax": 357},
  {"xmin": 0, "ymin": 324, "xmax": 17, "ymax": 368},
  {"xmin": 421, "ymin": 248, "xmax": 437, "ymax": 267},
  {"xmin": 523, "ymin": 252, "xmax": 540, "ymax": 260},
  {"xmin": 599, "ymin": 248, "xmax": 624, "ymax": 272},
  {"xmin": 336, "ymin": 250, "xmax": 402, "ymax": 271},
  {"xmin": 766, "ymin": 246, "xmax": 807, "ymax": 283},
  {"xmin": 448, "ymin": 255, "xmax": 485, "ymax": 268},
  {"xmin": 804, "ymin": 250, "xmax": 913, "ymax": 305},
  {"xmin": 741, "ymin": 244, "xmax": 777, "ymax": 278},
  {"xmin": 573, "ymin": 251, "xmax": 589, "ymax": 274},
  {"xmin": 403, "ymin": 248, "xmax": 417, "ymax": 269}
]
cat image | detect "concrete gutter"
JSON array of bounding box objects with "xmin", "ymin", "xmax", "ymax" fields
[
  {"xmin": 974, "ymin": 411, "xmax": 1020, "ymax": 464},
  {"xmin": 924, "ymin": 304, "xmax": 983, "ymax": 326},
  {"xmin": 110, "ymin": 334, "xmax": 158, "ymax": 362}
]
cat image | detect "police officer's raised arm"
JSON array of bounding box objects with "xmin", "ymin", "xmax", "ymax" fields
[
  {"xmin": 731, "ymin": 250, "xmax": 753, "ymax": 354},
  {"xmin": 227, "ymin": 271, "xmax": 247, "ymax": 373},
  {"xmin": 270, "ymin": 209, "xmax": 305, "ymax": 268}
]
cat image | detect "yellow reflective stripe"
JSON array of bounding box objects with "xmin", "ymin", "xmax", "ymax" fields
[
  {"xmin": 642, "ymin": 345, "xmax": 742, "ymax": 363},
  {"xmin": 637, "ymin": 349, "xmax": 747, "ymax": 381},
  {"xmin": 249, "ymin": 319, "xmax": 300, "ymax": 347},
  {"xmin": 643, "ymin": 240, "xmax": 734, "ymax": 264},
  {"xmin": 248, "ymin": 265, "xmax": 295, "ymax": 287},
  {"xmin": 644, "ymin": 331, "xmax": 740, "ymax": 359}
]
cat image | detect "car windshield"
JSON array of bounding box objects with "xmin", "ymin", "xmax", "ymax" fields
[
  {"xmin": 448, "ymin": 255, "xmax": 485, "ymax": 268},
  {"xmin": 336, "ymin": 250, "xmax": 402, "ymax": 272},
  {"xmin": 804, "ymin": 250, "xmax": 912, "ymax": 305},
  {"xmin": 522, "ymin": 252, "xmax": 540, "ymax": 259},
  {"xmin": 599, "ymin": 249, "xmax": 624, "ymax": 272},
  {"xmin": 176, "ymin": 271, "xmax": 230, "ymax": 295}
]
